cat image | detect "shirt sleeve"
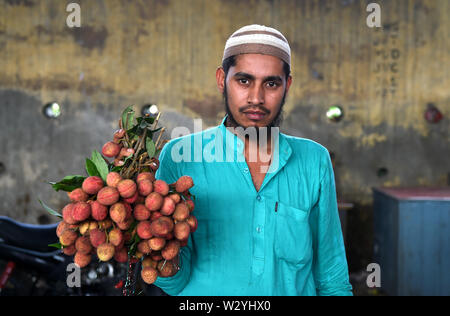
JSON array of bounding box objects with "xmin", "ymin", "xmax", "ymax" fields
[
  {"xmin": 309, "ymin": 148, "xmax": 353, "ymax": 296},
  {"xmin": 153, "ymin": 140, "xmax": 193, "ymax": 295}
]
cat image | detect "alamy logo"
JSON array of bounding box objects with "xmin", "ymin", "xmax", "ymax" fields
[
  {"xmin": 366, "ymin": 3, "xmax": 382, "ymax": 28},
  {"xmin": 66, "ymin": 3, "xmax": 81, "ymax": 28},
  {"xmin": 170, "ymin": 120, "xmax": 280, "ymax": 173},
  {"xmin": 366, "ymin": 263, "xmax": 381, "ymax": 288},
  {"xmin": 66, "ymin": 263, "xmax": 81, "ymax": 288}
]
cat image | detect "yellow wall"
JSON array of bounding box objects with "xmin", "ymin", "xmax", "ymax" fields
[{"xmin": 0, "ymin": 0, "xmax": 448, "ymax": 221}]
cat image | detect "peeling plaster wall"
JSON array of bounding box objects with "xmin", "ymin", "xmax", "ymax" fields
[{"xmin": 0, "ymin": 0, "xmax": 448, "ymax": 237}]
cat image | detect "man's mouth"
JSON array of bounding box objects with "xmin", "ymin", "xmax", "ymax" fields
[{"xmin": 243, "ymin": 110, "xmax": 267, "ymax": 121}]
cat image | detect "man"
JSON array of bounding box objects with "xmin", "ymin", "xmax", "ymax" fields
[{"xmin": 154, "ymin": 24, "xmax": 353, "ymax": 296}]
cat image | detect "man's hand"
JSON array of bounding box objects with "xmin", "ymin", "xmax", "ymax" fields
[{"xmin": 158, "ymin": 254, "xmax": 180, "ymax": 277}]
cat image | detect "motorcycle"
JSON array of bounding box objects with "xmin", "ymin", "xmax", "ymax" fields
[{"xmin": 0, "ymin": 216, "xmax": 166, "ymax": 296}]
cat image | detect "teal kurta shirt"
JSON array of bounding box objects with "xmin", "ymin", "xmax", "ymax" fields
[{"xmin": 154, "ymin": 115, "xmax": 353, "ymax": 296}]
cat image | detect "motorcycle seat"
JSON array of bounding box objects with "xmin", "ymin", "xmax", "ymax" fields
[{"xmin": 0, "ymin": 216, "xmax": 59, "ymax": 253}]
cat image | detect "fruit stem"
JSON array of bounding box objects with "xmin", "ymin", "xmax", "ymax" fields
[
  {"xmin": 160, "ymin": 259, "xmax": 167, "ymax": 271},
  {"xmin": 154, "ymin": 127, "xmax": 165, "ymax": 150},
  {"xmin": 152, "ymin": 112, "xmax": 161, "ymax": 130},
  {"xmin": 126, "ymin": 128, "xmax": 148, "ymax": 179}
]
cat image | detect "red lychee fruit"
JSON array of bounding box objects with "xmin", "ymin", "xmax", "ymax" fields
[
  {"xmin": 137, "ymin": 221, "xmax": 152, "ymax": 239},
  {"xmin": 136, "ymin": 172, "xmax": 155, "ymax": 183},
  {"xmin": 150, "ymin": 216, "xmax": 173, "ymax": 237},
  {"xmin": 79, "ymin": 221, "xmax": 97, "ymax": 235},
  {"xmin": 138, "ymin": 179, "xmax": 153, "ymax": 196},
  {"xmin": 114, "ymin": 129, "xmax": 126, "ymax": 140},
  {"xmin": 186, "ymin": 199, "xmax": 195, "ymax": 212},
  {"xmin": 160, "ymin": 197, "xmax": 176, "ymax": 216},
  {"xmin": 57, "ymin": 221, "xmax": 76, "ymax": 237},
  {"xmin": 72, "ymin": 202, "xmax": 91, "ymax": 222},
  {"xmin": 82, "ymin": 176, "xmax": 104, "ymax": 195},
  {"xmin": 75, "ymin": 236, "xmax": 92, "ymax": 255},
  {"xmin": 161, "ymin": 240, "xmax": 181, "ymax": 261},
  {"xmin": 97, "ymin": 219, "xmax": 112, "ymax": 230},
  {"xmin": 168, "ymin": 193, "xmax": 181, "ymax": 204},
  {"xmin": 153, "ymin": 179, "xmax": 169, "ymax": 196},
  {"xmin": 97, "ymin": 243, "xmax": 115, "ymax": 262},
  {"xmin": 114, "ymin": 247, "xmax": 128, "ymax": 263},
  {"xmin": 106, "ymin": 172, "xmax": 122, "ymax": 188},
  {"xmin": 174, "ymin": 221, "xmax": 190, "ymax": 241},
  {"xmin": 145, "ymin": 192, "xmax": 163, "ymax": 211},
  {"xmin": 62, "ymin": 244, "xmax": 76, "ymax": 256},
  {"xmin": 109, "ymin": 202, "xmax": 127, "ymax": 223},
  {"xmin": 114, "ymin": 159, "xmax": 125, "ymax": 167},
  {"xmin": 175, "ymin": 176, "xmax": 194, "ymax": 193},
  {"xmin": 150, "ymin": 211, "xmax": 163, "ymax": 221},
  {"xmin": 123, "ymin": 191, "xmax": 139, "ymax": 204},
  {"xmin": 149, "ymin": 158, "xmax": 159, "ymax": 172},
  {"xmin": 133, "ymin": 204, "xmax": 151, "ymax": 221},
  {"xmin": 90, "ymin": 200, "xmax": 108, "ymax": 221},
  {"xmin": 142, "ymin": 257, "xmax": 158, "ymax": 269},
  {"xmin": 74, "ymin": 252, "xmax": 91, "ymax": 268},
  {"xmin": 116, "ymin": 217, "xmax": 133, "ymax": 230},
  {"xmin": 137, "ymin": 240, "xmax": 152, "ymax": 255},
  {"xmin": 158, "ymin": 260, "xmax": 177, "ymax": 277},
  {"xmin": 172, "ymin": 202, "xmax": 190, "ymax": 221},
  {"xmin": 59, "ymin": 229, "xmax": 78, "ymax": 246},
  {"xmin": 108, "ymin": 228, "xmax": 123, "ymax": 247},
  {"xmin": 148, "ymin": 237, "xmax": 166, "ymax": 251},
  {"xmin": 62, "ymin": 203, "xmax": 78, "ymax": 225},
  {"xmin": 186, "ymin": 215, "xmax": 198, "ymax": 233},
  {"xmin": 150, "ymin": 252, "xmax": 163, "ymax": 262},
  {"xmin": 102, "ymin": 141, "xmax": 121, "ymax": 158},
  {"xmin": 117, "ymin": 179, "xmax": 137, "ymax": 199},
  {"xmin": 141, "ymin": 266, "xmax": 158, "ymax": 284},
  {"xmin": 97, "ymin": 186, "xmax": 120, "ymax": 206},
  {"xmin": 123, "ymin": 202, "xmax": 132, "ymax": 219},
  {"xmin": 68, "ymin": 188, "xmax": 88, "ymax": 202},
  {"xmin": 89, "ymin": 229, "xmax": 106, "ymax": 248},
  {"xmin": 118, "ymin": 147, "xmax": 135, "ymax": 159}
]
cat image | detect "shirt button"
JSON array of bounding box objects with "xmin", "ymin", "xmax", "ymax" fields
[
  {"xmin": 243, "ymin": 168, "xmax": 249, "ymax": 173},
  {"xmin": 256, "ymin": 195, "xmax": 261, "ymax": 201},
  {"xmin": 256, "ymin": 226, "xmax": 263, "ymax": 233}
]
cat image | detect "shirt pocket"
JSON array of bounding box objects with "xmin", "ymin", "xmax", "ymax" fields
[{"xmin": 274, "ymin": 201, "xmax": 312, "ymax": 265}]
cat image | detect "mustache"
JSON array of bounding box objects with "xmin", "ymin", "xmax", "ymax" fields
[{"xmin": 239, "ymin": 105, "xmax": 270, "ymax": 114}]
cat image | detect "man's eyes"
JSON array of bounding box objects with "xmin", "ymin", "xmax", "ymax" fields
[
  {"xmin": 237, "ymin": 79, "xmax": 279, "ymax": 88},
  {"xmin": 238, "ymin": 78, "xmax": 249, "ymax": 85},
  {"xmin": 266, "ymin": 81, "xmax": 278, "ymax": 88}
]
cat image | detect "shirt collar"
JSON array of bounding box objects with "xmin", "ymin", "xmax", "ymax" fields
[{"xmin": 218, "ymin": 114, "xmax": 292, "ymax": 172}]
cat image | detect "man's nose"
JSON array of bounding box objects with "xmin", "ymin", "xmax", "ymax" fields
[{"xmin": 247, "ymin": 84, "xmax": 264, "ymax": 105}]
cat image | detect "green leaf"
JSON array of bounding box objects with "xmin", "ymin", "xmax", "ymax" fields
[
  {"xmin": 85, "ymin": 158, "xmax": 101, "ymax": 177},
  {"xmin": 122, "ymin": 153, "xmax": 135, "ymax": 166},
  {"xmin": 109, "ymin": 165, "xmax": 122, "ymax": 173},
  {"xmin": 146, "ymin": 137, "xmax": 156, "ymax": 158},
  {"xmin": 38, "ymin": 199, "xmax": 63, "ymax": 218},
  {"xmin": 151, "ymin": 126, "xmax": 163, "ymax": 133},
  {"xmin": 48, "ymin": 242, "xmax": 62, "ymax": 249},
  {"xmin": 121, "ymin": 106, "xmax": 135, "ymax": 131},
  {"xmin": 91, "ymin": 150, "xmax": 109, "ymax": 182},
  {"xmin": 48, "ymin": 175, "xmax": 85, "ymax": 192}
]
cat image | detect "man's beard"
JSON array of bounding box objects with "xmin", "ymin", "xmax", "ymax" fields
[{"xmin": 222, "ymin": 83, "xmax": 286, "ymax": 140}]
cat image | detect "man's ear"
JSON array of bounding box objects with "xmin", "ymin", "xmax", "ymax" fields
[
  {"xmin": 216, "ymin": 67, "xmax": 226, "ymax": 94},
  {"xmin": 285, "ymin": 75, "xmax": 293, "ymax": 94}
]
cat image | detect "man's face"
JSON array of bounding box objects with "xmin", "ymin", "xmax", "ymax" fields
[{"xmin": 216, "ymin": 54, "xmax": 292, "ymax": 129}]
